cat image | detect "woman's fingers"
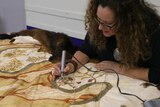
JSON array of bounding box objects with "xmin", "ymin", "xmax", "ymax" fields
[
  {"xmin": 95, "ymin": 61, "xmax": 113, "ymax": 71},
  {"xmin": 52, "ymin": 63, "xmax": 72, "ymax": 76},
  {"xmin": 95, "ymin": 62, "xmax": 106, "ymax": 71},
  {"xmin": 52, "ymin": 64, "xmax": 61, "ymax": 76}
]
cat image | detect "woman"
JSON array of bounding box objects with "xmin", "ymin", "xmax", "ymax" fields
[{"xmin": 53, "ymin": 0, "xmax": 160, "ymax": 85}]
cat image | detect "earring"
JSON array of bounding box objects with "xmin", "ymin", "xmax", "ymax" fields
[{"xmin": 113, "ymin": 48, "xmax": 122, "ymax": 61}]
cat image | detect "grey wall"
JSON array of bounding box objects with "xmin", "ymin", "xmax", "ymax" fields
[{"xmin": 0, "ymin": 0, "xmax": 26, "ymax": 33}]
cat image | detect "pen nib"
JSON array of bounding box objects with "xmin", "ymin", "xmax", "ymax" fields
[{"xmin": 59, "ymin": 72, "xmax": 65, "ymax": 83}]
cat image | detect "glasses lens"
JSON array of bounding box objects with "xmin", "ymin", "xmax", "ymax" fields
[{"xmin": 94, "ymin": 17, "xmax": 114, "ymax": 29}]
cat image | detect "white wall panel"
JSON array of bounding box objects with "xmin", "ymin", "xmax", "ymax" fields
[
  {"xmin": 146, "ymin": 0, "xmax": 160, "ymax": 14},
  {"xmin": 25, "ymin": 0, "xmax": 88, "ymax": 39},
  {"xmin": 146, "ymin": 0, "xmax": 160, "ymax": 5}
]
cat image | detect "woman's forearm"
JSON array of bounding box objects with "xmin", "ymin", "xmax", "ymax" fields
[
  {"xmin": 72, "ymin": 51, "xmax": 90, "ymax": 70},
  {"xmin": 118, "ymin": 64, "xmax": 149, "ymax": 81},
  {"xmin": 95, "ymin": 61, "xmax": 149, "ymax": 82},
  {"xmin": 125, "ymin": 68, "xmax": 149, "ymax": 81}
]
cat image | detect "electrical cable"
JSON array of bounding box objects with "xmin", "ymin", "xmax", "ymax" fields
[{"xmin": 72, "ymin": 54, "xmax": 145, "ymax": 103}]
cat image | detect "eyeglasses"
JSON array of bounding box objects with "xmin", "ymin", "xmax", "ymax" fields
[{"xmin": 94, "ymin": 17, "xmax": 115, "ymax": 29}]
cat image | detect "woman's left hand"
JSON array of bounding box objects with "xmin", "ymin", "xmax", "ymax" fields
[{"xmin": 94, "ymin": 61, "xmax": 125, "ymax": 74}]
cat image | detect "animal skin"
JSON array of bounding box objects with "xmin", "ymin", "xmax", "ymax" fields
[{"xmin": 0, "ymin": 29, "xmax": 78, "ymax": 63}]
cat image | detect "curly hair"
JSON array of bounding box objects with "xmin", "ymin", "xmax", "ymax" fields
[{"xmin": 84, "ymin": 0, "xmax": 160, "ymax": 67}]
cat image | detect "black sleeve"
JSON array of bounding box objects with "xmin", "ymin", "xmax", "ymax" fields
[
  {"xmin": 78, "ymin": 33, "xmax": 98, "ymax": 59},
  {"xmin": 148, "ymin": 27, "xmax": 160, "ymax": 85}
]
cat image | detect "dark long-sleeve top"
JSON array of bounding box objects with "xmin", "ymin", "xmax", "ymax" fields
[{"xmin": 79, "ymin": 27, "xmax": 160, "ymax": 85}]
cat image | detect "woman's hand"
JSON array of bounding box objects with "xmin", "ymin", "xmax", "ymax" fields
[
  {"xmin": 52, "ymin": 63, "xmax": 75, "ymax": 76},
  {"xmin": 95, "ymin": 61, "xmax": 125, "ymax": 74}
]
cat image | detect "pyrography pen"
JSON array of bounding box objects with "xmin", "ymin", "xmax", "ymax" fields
[{"xmin": 60, "ymin": 50, "xmax": 66, "ymax": 80}]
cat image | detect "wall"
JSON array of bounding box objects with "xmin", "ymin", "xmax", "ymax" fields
[
  {"xmin": 25, "ymin": 0, "xmax": 160, "ymax": 40},
  {"xmin": 0, "ymin": 0, "xmax": 26, "ymax": 33},
  {"xmin": 25, "ymin": 0, "xmax": 88, "ymax": 39},
  {"xmin": 146, "ymin": 0, "xmax": 160, "ymax": 14}
]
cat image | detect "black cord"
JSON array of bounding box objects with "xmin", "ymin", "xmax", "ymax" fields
[
  {"xmin": 72, "ymin": 56, "xmax": 95, "ymax": 71},
  {"xmin": 72, "ymin": 55, "xmax": 145, "ymax": 103},
  {"xmin": 104, "ymin": 68, "xmax": 145, "ymax": 103}
]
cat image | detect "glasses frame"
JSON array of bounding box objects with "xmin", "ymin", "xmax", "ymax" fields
[{"xmin": 94, "ymin": 17, "xmax": 115, "ymax": 29}]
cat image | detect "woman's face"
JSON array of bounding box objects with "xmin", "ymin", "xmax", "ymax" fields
[{"xmin": 96, "ymin": 5, "xmax": 115, "ymax": 37}]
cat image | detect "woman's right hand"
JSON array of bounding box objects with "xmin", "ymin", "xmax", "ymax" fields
[{"xmin": 52, "ymin": 63, "xmax": 74, "ymax": 76}]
